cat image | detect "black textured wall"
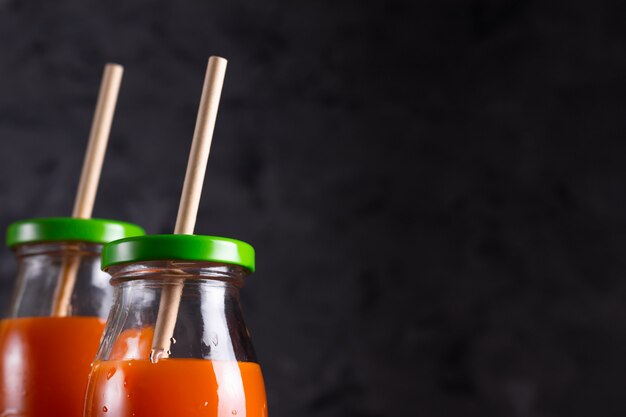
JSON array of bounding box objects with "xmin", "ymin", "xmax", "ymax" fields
[{"xmin": 2, "ymin": 1, "xmax": 626, "ymax": 416}]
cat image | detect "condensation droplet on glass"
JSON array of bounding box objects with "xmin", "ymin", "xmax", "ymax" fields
[
  {"xmin": 170, "ymin": 337, "xmax": 177, "ymax": 345},
  {"xmin": 211, "ymin": 333, "xmax": 218, "ymax": 347},
  {"xmin": 102, "ymin": 406, "xmax": 108, "ymax": 413},
  {"xmin": 232, "ymin": 410, "xmax": 237, "ymax": 415},
  {"xmin": 150, "ymin": 348, "xmax": 166, "ymax": 363},
  {"xmin": 204, "ymin": 401, "xmax": 209, "ymax": 407},
  {"xmin": 106, "ymin": 368, "xmax": 116, "ymax": 380},
  {"xmin": 123, "ymin": 378, "xmax": 128, "ymax": 388}
]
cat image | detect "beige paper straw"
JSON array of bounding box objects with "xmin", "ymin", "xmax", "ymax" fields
[
  {"xmin": 50, "ymin": 63, "xmax": 124, "ymax": 317},
  {"xmin": 150, "ymin": 56, "xmax": 228, "ymax": 362}
]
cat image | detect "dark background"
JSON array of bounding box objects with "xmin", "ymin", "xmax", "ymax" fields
[{"xmin": 1, "ymin": 0, "xmax": 626, "ymax": 416}]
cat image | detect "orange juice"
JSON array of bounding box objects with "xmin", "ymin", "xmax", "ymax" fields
[
  {"xmin": 85, "ymin": 359, "xmax": 267, "ymax": 417},
  {"xmin": 0, "ymin": 316, "xmax": 106, "ymax": 417}
]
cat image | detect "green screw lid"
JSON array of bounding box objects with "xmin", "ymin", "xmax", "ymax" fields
[
  {"xmin": 101, "ymin": 234, "xmax": 255, "ymax": 272},
  {"xmin": 6, "ymin": 217, "xmax": 145, "ymax": 248}
]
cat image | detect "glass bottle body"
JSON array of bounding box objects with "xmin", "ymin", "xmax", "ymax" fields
[
  {"xmin": 84, "ymin": 261, "xmax": 268, "ymax": 417},
  {"xmin": 0, "ymin": 242, "xmax": 112, "ymax": 417}
]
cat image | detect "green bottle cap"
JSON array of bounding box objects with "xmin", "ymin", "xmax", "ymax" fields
[
  {"xmin": 6, "ymin": 217, "xmax": 145, "ymax": 248},
  {"xmin": 101, "ymin": 234, "xmax": 255, "ymax": 272}
]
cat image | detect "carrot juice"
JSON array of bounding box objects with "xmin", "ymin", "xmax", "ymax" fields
[
  {"xmin": 89, "ymin": 236, "xmax": 268, "ymax": 417},
  {"xmin": 84, "ymin": 359, "xmax": 267, "ymax": 417},
  {"xmin": 0, "ymin": 316, "xmax": 106, "ymax": 417}
]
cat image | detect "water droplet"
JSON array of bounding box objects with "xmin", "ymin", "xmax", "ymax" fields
[
  {"xmin": 232, "ymin": 410, "xmax": 237, "ymax": 415},
  {"xmin": 203, "ymin": 401, "xmax": 209, "ymax": 407},
  {"xmin": 123, "ymin": 379, "xmax": 128, "ymax": 388},
  {"xmin": 211, "ymin": 333, "xmax": 219, "ymax": 346},
  {"xmin": 150, "ymin": 348, "xmax": 166, "ymax": 363},
  {"xmin": 102, "ymin": 406, "xmax": 108, "ymax": 413},
  {"xmin": 106, "ymin": 368, "xmax": 116, "ymax": 380},
  {"xmin": 170, "ymin": 337, "xmax": 177, "ymax": 345}
]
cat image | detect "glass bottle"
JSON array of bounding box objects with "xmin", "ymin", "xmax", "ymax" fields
[
  {"xmin": 0, "ymin": 217, "xmax": 145, "ymax": 417},
  {"xmin": 84, "ymin": 234, "xmax": 268, "ymax": 417}
]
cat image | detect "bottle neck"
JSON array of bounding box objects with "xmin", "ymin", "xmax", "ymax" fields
[
  {"xmin": 14, "ymin": 241, "xmax": 103, "ymax": 258},
  {"xmin": 9, "ymin": 242, "xmax": 111, "ymax": 318},
  {"xmin": 97, "ymin": 261, "xmax": 256, "ymax": 363},
  {"xmin": 107, "ymin": 261, "xmax": 248, "ymax": 287}
]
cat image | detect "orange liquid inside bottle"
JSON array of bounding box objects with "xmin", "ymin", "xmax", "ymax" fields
[
  {"xmin": 0, "ymin": 316, "xmax": 106, "ymax": 417},
  {"xmin": 84, "ymin": 327, "xmax": 267, "ymax": 417},
  {"xmin": 85, "ymin": 359, "xmax": 267, "ymax": 417}
]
